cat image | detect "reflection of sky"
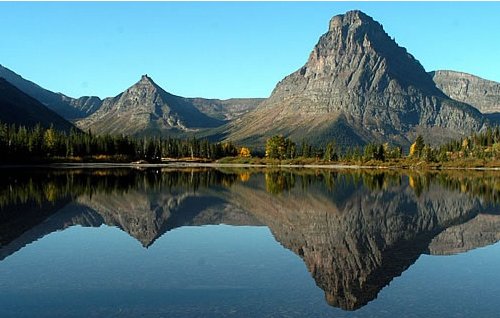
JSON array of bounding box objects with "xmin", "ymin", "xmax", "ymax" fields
[
  {"xmin": 378, "ymin": 244, "xmax": 500, "ymax": 317},
  {"xmin": 0, "ymin": 225, "xmax": 329, "ymax": 317},
  {"xmin": 1, "ymin": 224, "xmax": 500, "ymax": 317}
]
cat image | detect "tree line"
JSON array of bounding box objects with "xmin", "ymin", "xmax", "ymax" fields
[
  {"xmin": 264, "ymin": 135, "xmax": 403, "ymax": 162},
  {"xmin": 2, "ymin": 120, "xmax": 500, "ymax": 164},
  {"xmin": 264, "ymin": 127, "xmax": 500, "ymax": 163},
  {"xmin": 0, "ymin": 121, "xmax": 238, "ymax": 163}
]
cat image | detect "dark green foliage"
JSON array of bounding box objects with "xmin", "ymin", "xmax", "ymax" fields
[
  {"xmin": 324, "ymin": 141, "xmax": 339, "ymax": 162},
  {"xmin": 438, "ymin": 125, "xmax": 500, "ymax": 161},
  {"xmin": 363, "ymin": 143, "xmax": 385, "ymax": 161},
  {"xmin": 0, "ymin": 121, "xmax": 238, "ymax": 163},
  {"xmin": 266, "ymin": 135, "xmax": 297, "ymax": 160},
  {"xmin": 300, "ymin": 139, "xmax": 312, "ymax": 158}
]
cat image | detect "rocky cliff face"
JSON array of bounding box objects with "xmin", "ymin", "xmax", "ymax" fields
[
  {"xmin": 60, "ymin": 95, "xmax": 103, "ymax": 117},
  {"xmin": 76, "ymin": 75, "xmax": 224, "ymax": 136},
  {"xmin": 227, "ymin": 11, "xmax": 486, "ymax": 147},
  {"xmin": 431, "ymin": 70, "xmax": 500, "ymax": 114}
]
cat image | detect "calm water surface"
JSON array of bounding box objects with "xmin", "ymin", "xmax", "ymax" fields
[{"xmin": 0, "ymin": 168, "xmax": 499, "ymax": 317}]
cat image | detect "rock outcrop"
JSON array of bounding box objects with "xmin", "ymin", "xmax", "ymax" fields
[
  {"xmin": 227, "ymin": 11, "xmax": 486, "ymax": 148},
  {"xmin": 431, "ymin": 70, "xmax": 500, "ymax": 114}
]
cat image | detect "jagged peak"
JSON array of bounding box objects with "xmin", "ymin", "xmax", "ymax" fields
[
  {"xmin": 138, "ymin": 74, "xmax": 156, "ymax": 85},
  {"xmin": 328, "ymin": 10, "xmax": 382, "ymax": 33},
  {"xmin": 127, "ymin": 74, "xmax": 165, "ymax": 94}
]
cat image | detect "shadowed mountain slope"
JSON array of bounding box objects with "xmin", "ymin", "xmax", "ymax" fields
[
  {"xmin": 0, "ymin": 64, "xmax": 102, "ymax": 120},
  {"xmin": 0, "ymin": 78, "xmax": 76, "ymax": 131}
]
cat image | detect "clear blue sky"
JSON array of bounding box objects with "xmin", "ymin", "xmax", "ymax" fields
[{"xmin": 0, "ymin": 2, "xmax": 499, "ymax": 99}]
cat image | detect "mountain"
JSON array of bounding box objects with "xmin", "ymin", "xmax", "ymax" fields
[
  {"xmin": 76, "ymin": 75, "xmax": 225, "ymax": 136},
  {"xmin": 431, "ymin": 70, "xmax": 500, "ymax": 114},
  {"xmin": 0, "ymin": 78, "xmax": 76, "ymax": 131},
  {"xmin": 188, "ymin": 98, "xmax": 263, "ymax": 121},
  {"xmin": 226, "ymin": 10, "xmax": 486, "ymax": 148},
  {"xmin": 0, "ymin": 64, "xmax": 102, "ymax": 120}
]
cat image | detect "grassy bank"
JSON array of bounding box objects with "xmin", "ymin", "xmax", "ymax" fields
[{"xmin": 216, "ymin": 156, "xmax": 500, "ymax": 169}]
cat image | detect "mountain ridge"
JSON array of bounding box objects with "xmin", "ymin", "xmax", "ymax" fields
[
  {"xmin": 0, "ymin": 64, "xmax": 102, "ymax": 120},
  {"xmin": 431, "ymin": 70, "xmax": 500, "ymax": 114},
  {"xmin": 0, "ymin": 78, "xmax": 76, "ymax": 132}
]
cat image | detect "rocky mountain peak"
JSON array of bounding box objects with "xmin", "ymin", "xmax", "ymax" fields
[
  {"xmin": 139, "ymin": 74, "xmax": 155, "ymax": 85},
  {"xmin": 309, "ymin": 10, "xmax": 437, "ymax": 95},
  {"xmin": 129, "ymin": 74, "xmax": 161, "ymax": 93},
  {"xmin": 328, "ymin": 10, "xmax": 381, "ymax": 33},
  {"xmin": 228, "ymin": 10, "xmax": 485, "ymax": 148},
  {"xmin": 76, "ymin": 75, "xmax": 223, "ymax": 135}
]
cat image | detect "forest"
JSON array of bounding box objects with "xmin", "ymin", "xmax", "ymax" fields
[
  {"xmin": 0, "ymin": 122, "xmax": 238, "ymax": 163},
  {"xmin": 1, "ymin": 120, "xmax": 500, "ymax": 166},
  {"xmin": 262, "ymin": 127, "xmax": 500, "ymax": 165}
]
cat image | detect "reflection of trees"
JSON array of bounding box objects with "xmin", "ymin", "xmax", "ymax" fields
[
  {"xmin": 407, "ymin": 172, "xmax": 500, "ymax": 204},
  {"xmin": 432, "ymin": 172, "xmax": 500, "ymax": 204},
  {"xmin": 2, "ymin": 168, "xmax": 499, "ymax": 207},
  {"xmin": 260, "ymin": 169, "xmax": 500, "ymax": 204},
  {"xmin": 1, "ymin": 167, "xmax": 500, "ymax": 311},
  {"xmin": 0, "ymin": 168, "xmax": 238, "ymax": 208},
  {"xmin": 265, "ymin": 171, "xmax": 296, "ymax": 194}
]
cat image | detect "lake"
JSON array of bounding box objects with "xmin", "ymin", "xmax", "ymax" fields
[{"xmin": 1, "ymin": 167, "xmax": 499, "ymax": 317}]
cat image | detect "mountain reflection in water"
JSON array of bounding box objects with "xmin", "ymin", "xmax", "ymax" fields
[{"xmin": 1, "ymin": 167, "xmax": 499, "ymax": 311}]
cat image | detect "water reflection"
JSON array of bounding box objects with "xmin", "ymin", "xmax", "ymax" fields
[{"xmin": 0, "ymin": 167, "xmax": 499, "ymax": 311}]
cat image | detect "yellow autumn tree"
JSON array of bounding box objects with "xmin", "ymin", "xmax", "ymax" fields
[
  {"xmin": 239, "ymin": 147, "xmax": 251, "ymax": 157},
  {"xmin": 409, "ymin": 135, "xmax": 424, "ymax": 158},
  {"xmin": 43, "ymin": 127, "xmax": 57, "ymax": 156},
  {"xmin": 462, "ymin": 138, "xmax": 470, "ymax": 150},
  {"xmin": 239, "ymin": 172, "xmax": 251, "ymax": 182}
]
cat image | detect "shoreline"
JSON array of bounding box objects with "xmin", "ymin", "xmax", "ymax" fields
[{"xmin": 1, "ymin": 161, "xmax": 500, "ymax": 171}]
